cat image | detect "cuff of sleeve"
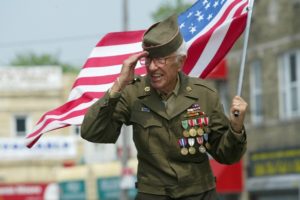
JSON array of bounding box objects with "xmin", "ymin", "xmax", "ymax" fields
[
  {"xmin": 108, "ymin": 89, "xmax": 122, "ymax": 98},
  {"xmin": 230, "ymin": 125, "xmax": 247, "ymax": 143}
]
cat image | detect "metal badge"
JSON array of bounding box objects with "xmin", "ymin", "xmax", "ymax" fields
[{"xmin": 144, "ymin": 86, "xmax": 150, "ymax": 92}]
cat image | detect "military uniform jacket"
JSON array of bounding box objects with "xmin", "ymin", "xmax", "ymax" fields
[{"xmin": 81, "ymin": 72, "xmax": 247, "ymax": 198}]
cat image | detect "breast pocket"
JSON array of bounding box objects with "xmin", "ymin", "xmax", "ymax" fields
[{"xmin": 130, "ymin": 111, "xmax": 164, "ymax": 154}]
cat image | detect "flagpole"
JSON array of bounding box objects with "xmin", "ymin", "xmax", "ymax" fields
[
  {"xmin": 236, "ymin": 0, "xmax": 255, "ymax": 96},
  {"xmin": 234, "ymin": 0, "xmax": 254, "ymax": 117}
]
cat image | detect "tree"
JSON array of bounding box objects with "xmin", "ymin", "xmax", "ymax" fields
[
  {"xmin": 10, "ymin": 52, "xmax": 79, "ymax": 73},
  {"xmin": 152, "ymin": 0, "xmax": 193, "ymax": 22}
]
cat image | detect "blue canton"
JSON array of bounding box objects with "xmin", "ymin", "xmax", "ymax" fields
[{"xmin": 178, "ymin": 0, "xmax": 227, "ymax": 42}]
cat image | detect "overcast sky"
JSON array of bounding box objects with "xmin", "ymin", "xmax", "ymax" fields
[{"xmin": 0, "ymin": 0, "xmax": 168, "ymax": 67}]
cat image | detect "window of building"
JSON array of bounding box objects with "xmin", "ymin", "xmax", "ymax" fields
[
  {"xmin": 250, "ymin": 60, "xmax": 263, "ymax": 124},
  {"xmin": 278, "ymin": 50, "xmax": 300, "ymax": 119},
  {"xmin": 215, "ymin": 80, "xmax": 229, "ymax": 116},
  {"xmin": 72, "ymin": 125, "xmax": 81, "ymax": 136},
  {"xmin": 293, "ymin": 0, "xmax": 300, "ymax": 4},
  {"xmin": 13, "ymin": 115, "xmax": 28, "ymax": 137},
  {"xmin": 268, "ymin": 1, "xmax": 278, "ymax": 25}
]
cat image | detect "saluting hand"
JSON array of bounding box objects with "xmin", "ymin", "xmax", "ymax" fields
[
  {"xmin": 229, "ymin": 96, "xmax": 248, "ymax": 133},
  {"xmin": 111, "ymin": 51, "xmax": 148, "ymax": 93}
]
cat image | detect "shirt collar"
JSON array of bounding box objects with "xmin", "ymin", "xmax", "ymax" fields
[
  {"xmin": 158, "ymin": 74, "xmax": 180, "ymax": 100},
  {"xmin": 173, "ymin": 74, "xmax": 180, "ymax": 96}
]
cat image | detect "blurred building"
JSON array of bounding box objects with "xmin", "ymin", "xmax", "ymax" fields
[
  {"xmin": 227, "ymin": 0, "xmax": 300, "ymax": 199},
  {"xmin": 0, "ymin": 66, "xmax": 75, "ymax": 199},
  {"xmin": 0, "ymin": 66, "xmax": 135, "ymax": 199}
]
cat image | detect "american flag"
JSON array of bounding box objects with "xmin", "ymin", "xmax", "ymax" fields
[{"xmin": 25, "ymin": 0, "xmax": 249, "ymax": 148}]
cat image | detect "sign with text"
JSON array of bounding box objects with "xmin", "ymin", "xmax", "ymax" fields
[
  {"xmin": 97, "ymin": 177, "xmax": 137, "ymax": 200},
  {"xmin": 59, "ymin": 180, "xmax": 86, "ymax": 200},
  {"xmin": 0, "ymin": 183, "xmax": 58, "ymax": 200},
  {"xmin": 0, "ymin": 136, "xmax": 76, "ymax": 160},
  {"xmin": 0, "ymin": 66, "xmax": 62, "ymax": 91},
  {"xmin": 249, "ymin": 146, "xmax": 300, "ymax": 177}
]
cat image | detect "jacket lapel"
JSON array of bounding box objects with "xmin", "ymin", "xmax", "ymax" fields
[
  {"xmin": 168, "ymin": 73, "xmax": 199, "ymax": 119},
  {"xmin": 138, "ymin": 77, "xmax": 169, "ymax": 120},
  {"xmin": 137, "ymin": 73, "xmax": 199, "ymax": 120},
  {"xmin": 140, "ymin": 92, "xmax": 169, "ymax": 120}
]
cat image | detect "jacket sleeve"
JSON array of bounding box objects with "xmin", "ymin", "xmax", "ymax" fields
[
  {"xmin": 80, "ymin": 91, "xmax": 130, "ymax": 143},
  {"xmin": 207, "ymin": 94, "xmax": 247, "ymax": 165}
]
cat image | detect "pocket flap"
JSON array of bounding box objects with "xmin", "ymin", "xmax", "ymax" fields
[{"xmin": 130, "ymin": 111, "xmax": 161, "ymax": 128}]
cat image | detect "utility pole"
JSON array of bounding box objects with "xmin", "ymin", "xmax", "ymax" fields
[
  {"xmin": 123, "ymin": 0, "xmax": 128, "ymax": 31},
  {"xmin": 120, "ymin": 1, "xmax": 130, "ymax": 200}
]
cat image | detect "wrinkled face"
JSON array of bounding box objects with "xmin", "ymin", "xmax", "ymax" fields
[{"xmin": 144, "ymin": 54, "xmax": 185, "ymax": 94}]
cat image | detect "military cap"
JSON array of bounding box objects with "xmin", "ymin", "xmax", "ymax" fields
[{"xmin": 142, "ymin": 14, "xmax": 183, "ymax": 58}]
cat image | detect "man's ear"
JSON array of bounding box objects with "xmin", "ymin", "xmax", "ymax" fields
[{"xmin": 178, "ymin": 55, "xmax": 187, "ymax": 69}]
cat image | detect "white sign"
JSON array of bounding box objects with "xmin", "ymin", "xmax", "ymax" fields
[
  {"xmin": 0, "ymin": 136, "xmax": 77, "ymax": 160},
  {"xmin": 0, "ymin": 66, "xmax": 62, "ymax": 91}
]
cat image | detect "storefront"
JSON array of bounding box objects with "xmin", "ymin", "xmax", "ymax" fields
[
  {"xmin": 0, "ymin": 183, "xmax": 59, "ymax": 200},
  {"xmin": 247, "ymin": 146, "xmax": 300, "ymax": 200},
  {"xmin": 97, "ymin": 176, "xmax": 137, "ymax": 200},
  {"xmin": 59, "ymin": 180, "xmax": 86, "ymax": 200}
]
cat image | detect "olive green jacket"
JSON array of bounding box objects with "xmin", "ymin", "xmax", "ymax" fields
[{"xmin": 81, "ymin": 72, "xmax": 247, "ymax": 198}]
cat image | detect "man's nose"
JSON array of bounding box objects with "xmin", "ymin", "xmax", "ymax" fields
[{"xmin": 148, "ymin": 60, "xmax": 158, "ymax": 71}]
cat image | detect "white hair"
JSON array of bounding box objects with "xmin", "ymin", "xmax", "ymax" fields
[
  {"xmin": 175, "ymin": 41, "xmax": 187, "ymax": 64},
  {"xmin": 175, "ymin": 41, "xmax": 188, "ymax": 56}
]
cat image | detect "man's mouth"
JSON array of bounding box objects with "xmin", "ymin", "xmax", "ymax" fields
[{"xmin": 151, "ymin": 74, "xmax": 163, "ymax": 81}]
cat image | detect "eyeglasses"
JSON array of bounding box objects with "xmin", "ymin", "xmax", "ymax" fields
[{"xmin": 139, "ymin": 55, "xmax": 178, "ymax": 67}]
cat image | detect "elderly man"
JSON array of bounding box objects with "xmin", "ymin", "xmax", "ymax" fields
[{"xmin": 81, "ymin": 14, "xmax": 247, "ymax": 200}]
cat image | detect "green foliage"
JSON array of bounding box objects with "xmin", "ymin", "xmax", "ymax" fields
[
  {"xmin": 10, "ymin": 52, "xmax": 79, "ymax": 74},
  {"xmin": 152, "ymin": 0, "xmax": 193, "ymax": 22}
]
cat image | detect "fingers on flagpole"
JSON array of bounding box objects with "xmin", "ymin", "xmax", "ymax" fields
[{"xmin": 233, "ymin": 110, "xmax": 240, "ymax": 117}]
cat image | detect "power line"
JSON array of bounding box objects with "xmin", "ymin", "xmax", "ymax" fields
[{"xmin": 0, "ymin": 33, "xmax": 104, "ymax": 48}]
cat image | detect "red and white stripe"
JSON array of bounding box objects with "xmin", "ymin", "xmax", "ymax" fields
[{"xmin": 25, "ymin": 31, "xmax": 146, "ymax": 148}]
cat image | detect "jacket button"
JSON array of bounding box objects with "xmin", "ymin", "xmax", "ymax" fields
[{"xmin": 186, "ymin": 86, "xmax": 192, "ymax": 92}]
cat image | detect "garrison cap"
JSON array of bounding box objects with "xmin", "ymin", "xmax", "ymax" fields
[{"xmin": 142, "ymin": 14, "xmax": 183, "ymax": 58}]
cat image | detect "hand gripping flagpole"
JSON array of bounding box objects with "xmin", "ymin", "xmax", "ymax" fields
[{"xmin": 234, "ymin": 0, "xmax": 255, "ymax": 117}]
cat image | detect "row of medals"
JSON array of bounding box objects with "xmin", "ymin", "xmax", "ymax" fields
[{"xmin": 178, "ymin": 104, "xmax": 210, "ymax": 156}]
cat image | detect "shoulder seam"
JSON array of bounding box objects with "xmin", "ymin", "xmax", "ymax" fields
[{"xmin": 190, "ymin": 77, "xmax": 217, "ymax": 93}]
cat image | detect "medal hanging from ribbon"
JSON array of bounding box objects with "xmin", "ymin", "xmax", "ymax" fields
[
  {"xmin": 203, "ymin": 133, "xmax": 211, "ymax": 150},
  {"xmin": 188, "ymin": 138, "xmax": 196, "ymax": 154},
  {"xmin": 199, "ymin": 144, "xmax": 206, "ymax": 153},
  {"xmin": 196, "ymin": 136, "xmax": 203, "ymax": 145},
  {"xmin": 178, "ymin": 138, "xmax": 188, "ymax": 155},
  {"xmin": 196, "ymin": 136, "xmax": 206, "ymax": 153},
  {"xmin": 204, "ymin": 117, "xmax": 209, "ymax": 126},
  {"xmin": 181, "ymin": 120, "xmax": 189, "ymax": 138},
  {"xmin": 196, "ymin": 118, "xmax": 204, "ymax": 136},
  {"xmin": 197, "ymin": 117, "xmax": 203, "ymax": 128},
  {"xmin": 188, "ymin": 119, "xmax": 197, "ymax": 137}
]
